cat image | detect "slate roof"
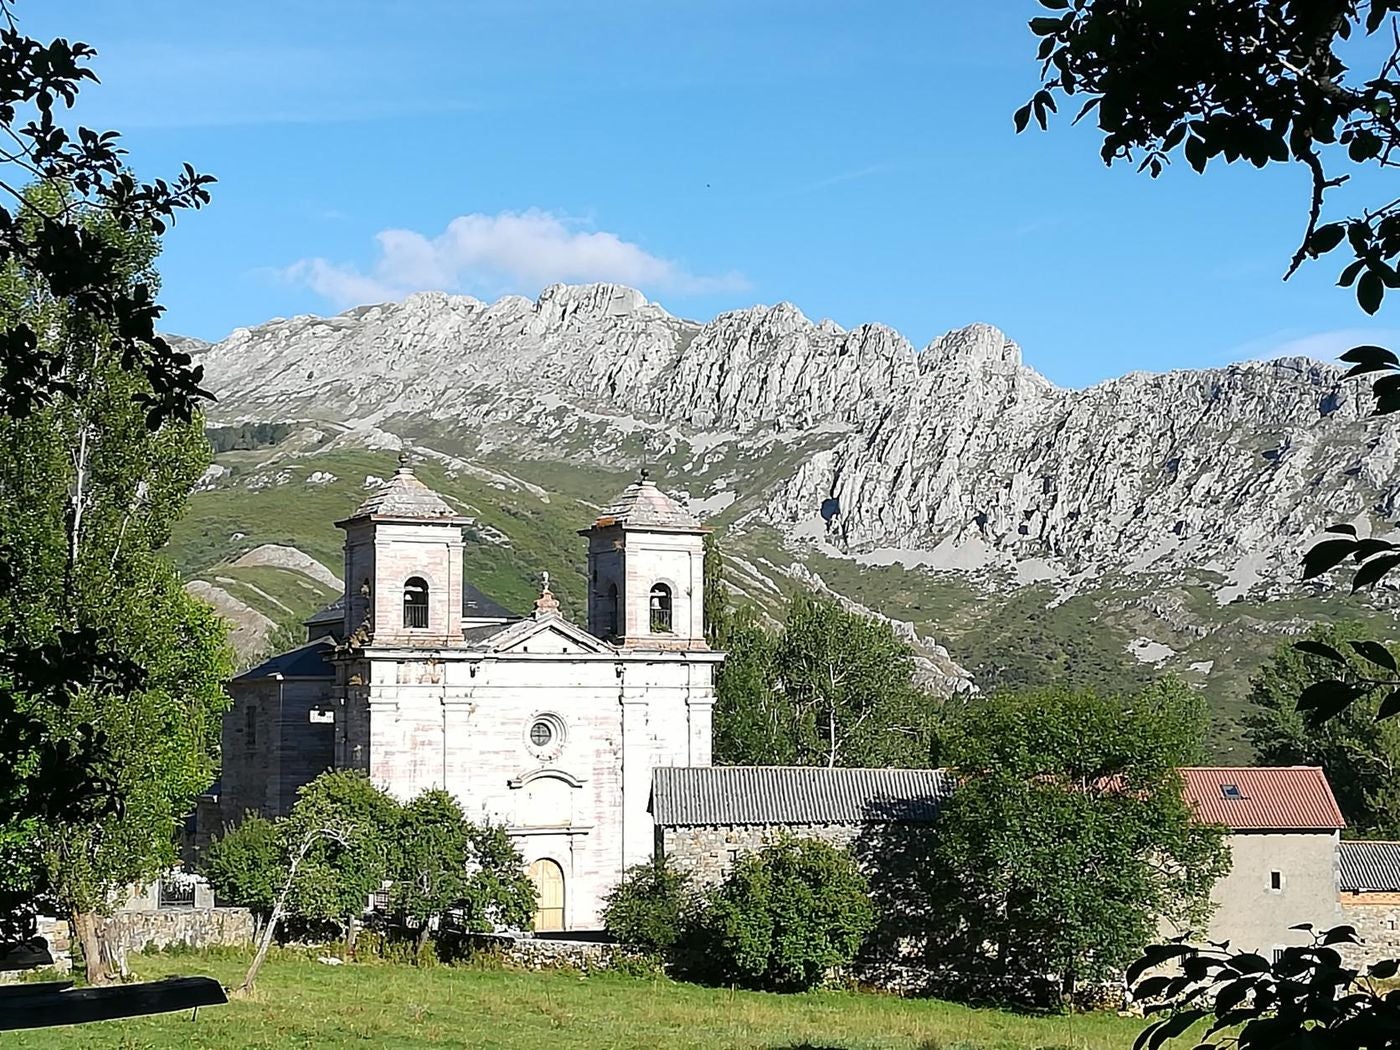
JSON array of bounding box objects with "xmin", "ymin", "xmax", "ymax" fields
[
  {"xmin": 1339, "ymin": 841, "xmax": 1400, "ymax": 893},
  {"xmin": 590, "ymin": 474, "xmax": 703, "ymax": 531},
  {"xmin": 234, "ymin": 636, "xmax": 336, "ymax": 680},
  {"xmin": 462, "ymin": 582, "xmax": 517, "ymax": 620},
  {"xmin": 1179, "ymin": 767, "xmax": 1345, "ymax": 831},
  {"xmin": 650, "ymin": 766, "xmax": 955, "ymax": 827},
  {"xmin": 344, "ymin": 463, "xmax": 462, "ymax": 521},
  {"xmin": 304, "ymin": 599, "xmax": 344, "ymax": 627}
]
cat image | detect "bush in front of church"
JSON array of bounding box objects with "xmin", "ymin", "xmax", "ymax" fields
[
  {"xmin": 695, "ymin": 837, "xmax": 875, "ymax": 992},
  {"xmin": 204, "ymin": 812, "xmax": 282, "ymax": 931},
  {"xmin": 601, "ymin": 857, "xmax": 697, "ymax": 952}
]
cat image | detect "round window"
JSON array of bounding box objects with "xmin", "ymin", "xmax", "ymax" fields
[{"xmin": 529, "ymin": 720, "xmax": 554, "ymax": 748}]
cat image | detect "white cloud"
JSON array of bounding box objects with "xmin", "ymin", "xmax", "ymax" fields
[
  {"xmin": 284, "ymin": 209, "xmax": 748, "ymax": 308},
  {"xmin": 1225, "ymin": 327, "xmax": 1400, "ymax": 365}
]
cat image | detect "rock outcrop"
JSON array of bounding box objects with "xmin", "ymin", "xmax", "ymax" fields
[{"xmin": 192, "ymin": 283, "xmax": 1396, "ymax": 595}]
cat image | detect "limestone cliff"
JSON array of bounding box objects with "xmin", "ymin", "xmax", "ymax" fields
[{"xmin": 193, "ymin": 283, "xmax": 1393, "ymax": 598}]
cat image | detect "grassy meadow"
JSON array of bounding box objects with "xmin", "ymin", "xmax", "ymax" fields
[{"xmin": 8, "ymin": 950, "xmax": 1148, "ymax": 1050}]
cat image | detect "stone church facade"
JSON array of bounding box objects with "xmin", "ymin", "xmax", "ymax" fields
[{"xmin": 208, "ymin": 463, "xmax": 721, "ymax": 931}]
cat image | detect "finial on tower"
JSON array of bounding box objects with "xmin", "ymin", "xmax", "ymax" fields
[
  {"xmin": 533, "ymin": 569, "xmax": 560, "ymax": 617},
  {"xmin": 396, "ymin": 448, "xmax": 413, "ymax": 474}
]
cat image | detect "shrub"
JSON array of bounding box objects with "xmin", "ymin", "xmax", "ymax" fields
[
  {"xmin": 601, "ymin": 858, "xmax": 695, "ymax": 952},
  {"xmin": 201, "ymin": 813, "xmax": 281, "ymax": 921},
  {"xmin": 698, "ymin": 837, "xmax": 874, "ymax": 992}
]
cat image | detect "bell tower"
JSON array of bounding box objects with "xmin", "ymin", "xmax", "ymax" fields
[
  {"xmin": 579, "ymin": 471, "xmax": 709, "ymax": 649},
  {"xmin": 334, "ymin": 456, "xmax": 471, "ymax": 648}
]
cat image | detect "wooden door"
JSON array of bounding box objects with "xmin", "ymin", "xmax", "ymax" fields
[{"xmin": 529, "ymin": 858, "xmax": 565, "ymax": 932}]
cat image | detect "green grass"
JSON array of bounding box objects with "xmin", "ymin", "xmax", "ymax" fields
[{"xmin": 13, "ymin": 951, "xmax": 1146, "ymax": 1050}]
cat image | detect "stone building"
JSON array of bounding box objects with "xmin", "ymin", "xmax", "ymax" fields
[
  {"xmin": 209, "ymin": 463, "xmax": 721, "ymax": 931},
  {"xmin": 652, "ymin": 763, "xmax": 1350, "ymax": 959},
  {"xmin": 1169, "ymin": 766, "xmax": 1345, "ymax": 956},
  {"xmin": 650, "ymin": 765, "xmax": 954, "ymax": 885},
  {"xmin": 1338, "ymin": 840, "xmax": 1400, "ymax": 963}
]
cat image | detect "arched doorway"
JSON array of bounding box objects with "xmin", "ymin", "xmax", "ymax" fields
[{"xmin": 528, "ymin": 858, "xmax": 565, "ymax": 932}]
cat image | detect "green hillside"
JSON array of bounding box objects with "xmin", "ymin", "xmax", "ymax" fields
[{"xmin": 169, "ymin": 429, "xmax": 1397, "ymax": 758}]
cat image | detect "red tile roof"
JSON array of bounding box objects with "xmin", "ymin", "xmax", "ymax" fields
[{"xmin": 1180, "ymin": 766, "xmax": 1344, "ymax": 831}]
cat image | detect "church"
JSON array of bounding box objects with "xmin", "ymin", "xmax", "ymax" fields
[
  {"xmin": 202, "ymin": 459, "xmax": 1359, "ymax": 963},
  {"xmin": 208, "ymin": 460, "xmax": 722, "ymax": 931}
]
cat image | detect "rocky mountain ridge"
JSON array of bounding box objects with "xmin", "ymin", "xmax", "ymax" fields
[{"xmin": 191, "ymin": 282, "xmax": 1396, "ymax": 597}]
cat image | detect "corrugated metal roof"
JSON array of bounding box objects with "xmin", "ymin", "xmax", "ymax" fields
[
  {"xmin": 650, "ymin": 766, "xmax": 955, "ymax": 826},
  {"xmin": 1179, "ymin": 766, "xmax": 1345, "ymax": 830},
  {"xmin": 1339, "ymin": 841, "xmax": 1400, "ymax": 892}
]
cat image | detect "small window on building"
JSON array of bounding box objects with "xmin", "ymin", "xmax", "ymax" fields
[
  {"xmin": 403, "ymin": 577, "xmax": 429, "ymax": 629},
  {"xmin": 530, "ymin": 720, "xmax": 554, "ymax": 748},
  {"xmin": 1270, "ymin": 870, "xmax": 1282, "ymax": 891},
  {"xmin": 245, "ymin": 705, "xmax": 257, "ymax": 750},
  {"xmin": 649, "ymin": 583, "xmax": 673, "ymax": 633},
  {"xmin": 1221, "ymin": 783, "xmax": 1244, "ymax": 800}
]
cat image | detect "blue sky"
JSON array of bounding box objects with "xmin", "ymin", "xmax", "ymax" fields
[{"xmin": 32, "ymin": 1, "xmax": 1399, "ymax": 387}]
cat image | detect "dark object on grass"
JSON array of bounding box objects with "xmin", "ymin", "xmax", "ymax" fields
[
  {"xmin": 0, "ymin": 938, "xmax": 52, "ymax": 972},
  {"xmin": 0, "ymin": 976, "xmax": 226, "ymax": 1031}
]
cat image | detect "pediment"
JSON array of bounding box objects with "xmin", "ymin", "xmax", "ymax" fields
[{"xmin": 486, "ymin": 614, "xmax": 611, "ymax": 656}]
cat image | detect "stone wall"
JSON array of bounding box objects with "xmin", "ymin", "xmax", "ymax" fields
[
  {"xmin": 1340, "ymin": 896, "xmax": 1400, "ymax": 966},
  {"xmin": 13, "ymin": 908, "xmax": 250, "ymax": 981},
  {"xmin": 659, "ymin": 822, "xmax": 863, "ymax": 885},
  {"xmin": 105, "ymin": 907, "xmax": 255, "ymax": 956},
  {"xmin": 87, "ymin": 907, "xmax": 254, "ymax": 962},
  {"xmin": 454, "ymin": 933, "xmax": 653, "ymax": 973}
]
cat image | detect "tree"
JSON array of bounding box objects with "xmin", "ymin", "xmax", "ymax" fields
[
  {"xmin": 703, "ymin": 533, "xmax": 798, "ymax": 766},
  {"xmin": 712, "ymin": 610, "xmax": 790, "ymax": 765},
  {"xmin": 777, "ymin": 593, "xmax": 940, "ymax": 768},
  {"xmin": 876, "ymin": 682, "xmax": 1228, "ymax": 1001},
  {"xmin": 391, "ymin": 789, "xmax": 471, "ymax": 953},
  {"xmin": 1023, "ymin": 1, "xmax": 1400, "ymax": 315},
  {"xmin": 1128, "ymin": 928, "xmax": 1396, "ymax": 1050},
  {"xmin": 239, "ymin": 821, "xmax": 350, "ymax": 995},
  {"xmin": 601, "ymin": 857, "xmax": 695, "ymax": 953},
  {"xmin": 1246, "ymin": 624, "xmax": 1400, "ymax": 836},
  {"xmin": 202, "ymin": 814, "xmax": 282, "ymax": 930},
  {"xmin": 712, "ymin": 592, "xmax": 942, "ymax": 767},
  {"xmin": 456, "ymin": 822, "xmax": 536, "ymax": 934},
  {"xmin": 0, "ymin": 184, "xmax": 231, "ymax": 982},
  {"xmin": 697, "ymin": 837, "xmax": 874, "ymax": 992},
  {"xmin": 282, "ymin": 771, "xmax": 399, "ymax": 950},
  {"xmin": 703, "ymin": 532, "xmax": 727, "ymax": 648},
  {"xmin": 0, "ymin": 1, "xmax": 214, "ymax": 949}
]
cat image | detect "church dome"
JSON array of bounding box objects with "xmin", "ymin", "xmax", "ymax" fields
[
  {"xmin": 593, "ymin": 472, "xmax": 702, "ymax": 530},
  {"xmin": 348, "ymin": 459, "xmax": 460, "ymax": 520}
]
